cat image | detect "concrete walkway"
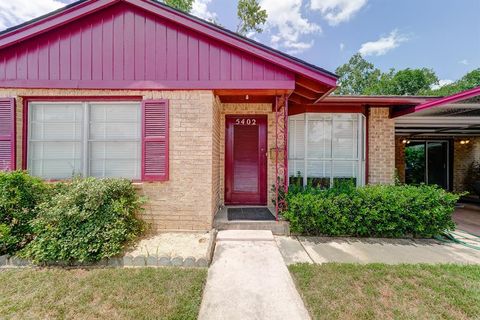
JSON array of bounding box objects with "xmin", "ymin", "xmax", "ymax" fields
[
  {"xmin": 276, "ymin": 236, "xmax": 480, "ymax": 265},
  {"xmin": 198, "ymin": 230, "xmax": 310, "ymax": 320}
]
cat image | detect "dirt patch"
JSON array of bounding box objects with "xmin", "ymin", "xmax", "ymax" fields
[{"xmin": 125, "ymin": 232, "xmax": 210, "ymax": 259}]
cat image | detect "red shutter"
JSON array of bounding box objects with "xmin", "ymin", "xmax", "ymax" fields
[
  {"xmin": 142, "ymin": 99, "xmax": 169, "ymax": 181},
  {"xmin": 0, "ymin": 98, "xmax": 15, "ymax": 171}
]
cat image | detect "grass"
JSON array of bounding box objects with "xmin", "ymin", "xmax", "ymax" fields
[
  {"xmin": 290, "ymin": 263, "xmax": 480, "ymax": 320},
  {"xmin": 0, "ymin": 267, "xmax": 207, "ymax": 320}
]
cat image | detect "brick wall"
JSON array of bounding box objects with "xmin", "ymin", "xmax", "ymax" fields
[
  {"xmin": 368, "ymin": 107, "xmax": 395, "ymax": 184},
  {"xmin": 453, "ymin": 137, "xmax": 480, "ymax": 192},
  {"xmin": 0, "ymin": 88, "xmax": 216, "ymax": 232}
]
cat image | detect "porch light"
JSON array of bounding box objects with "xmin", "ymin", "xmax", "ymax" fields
[
  {"xmin": 245, "ymin": 95, "xmax": 249, "ymax": 100},
  {"xmin": 402, "ymin": 139, "xmax": 410, "ymax": 144},
  {"xmin": 460, "ymin": 140, "xmax": 470, "ymax": 145}
]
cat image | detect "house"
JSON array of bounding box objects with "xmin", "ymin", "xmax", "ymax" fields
[{"xmin": 0, "ymin": 0, "xmax": 478, "ymax": 232}]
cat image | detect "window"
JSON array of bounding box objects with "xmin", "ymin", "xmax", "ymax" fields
[
  {"xmin": 289, "ymin": 113, "xmax": 366, "ymax": 187},
  {"xmin": 28, "ymin": 102, "xmax": 141, "ymax": 179}
]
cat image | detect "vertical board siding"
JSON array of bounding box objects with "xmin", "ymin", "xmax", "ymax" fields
[
  {"xmin": 0, "ymin": 3, "xmax": 294, "ymax": 87},
  {"xmin": 0, "ymin": 98, "xmax": 15, "ymax": 171}
]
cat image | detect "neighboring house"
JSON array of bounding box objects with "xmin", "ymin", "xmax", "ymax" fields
[{"xmin": 0, "ymin": 0, "xmax": 478, "ymax": 232}]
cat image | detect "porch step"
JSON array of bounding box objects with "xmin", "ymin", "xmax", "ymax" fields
[{"xmin": 213, "ymin": 207, "xmax": 290, "ymax": 236}]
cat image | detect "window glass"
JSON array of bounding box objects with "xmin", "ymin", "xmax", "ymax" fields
[
  {"xmin": 288, "ymin": 113, "xmax": 365, "ymax": 187},
  {"xmin": 28, "ymin": 102, "xmax": 141, "ymax": 180}
]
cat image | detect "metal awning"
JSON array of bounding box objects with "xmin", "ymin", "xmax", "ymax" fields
[{"xmin": 395, "ymin": 103, "xmax": 480, "ymax": 137}]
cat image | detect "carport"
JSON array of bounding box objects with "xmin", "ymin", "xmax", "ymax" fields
[{"xmin": 392, "ymin": 87, "xmax": 480, "ymax": 192}]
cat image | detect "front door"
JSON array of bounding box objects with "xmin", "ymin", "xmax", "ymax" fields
[{"xmin": 225, "ymin": 115, "xmax": 267, "ymax": 205}]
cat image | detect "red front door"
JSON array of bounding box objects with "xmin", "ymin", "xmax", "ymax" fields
[{"xmin": 225, "ymin": 115, "xmax": 267, "ymax": 205}]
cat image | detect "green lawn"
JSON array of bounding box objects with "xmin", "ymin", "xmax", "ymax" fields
[
  {"xmin": 290, "ymin": 263, "xmax": 480, "ymax": 320},
  {"xmin": 0, "ymin": 267, "xmax": 207, "ymax": 320}
]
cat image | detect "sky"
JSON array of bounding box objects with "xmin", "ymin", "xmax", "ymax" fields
[{"xmin": 0, "ymin": 0, "xmax": 479, "ymax": 85}]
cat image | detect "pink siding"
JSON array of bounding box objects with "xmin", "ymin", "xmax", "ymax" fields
[{"xmin": 0, "ymin": 3, "xmax": 294, "ymax": 90}]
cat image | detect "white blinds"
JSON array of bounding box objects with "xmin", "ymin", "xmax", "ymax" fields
[
  {"xmin": 288, "ymin": 113, "xmax": 365, "ymax": 187},
  {"xmin": 28, "ymin": 102, "xmax": 141, "ymax": 179}
]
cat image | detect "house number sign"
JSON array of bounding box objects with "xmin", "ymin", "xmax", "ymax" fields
[{"xmin": 235, "ymin": 118, "xmax": 257, "ymax": 125}]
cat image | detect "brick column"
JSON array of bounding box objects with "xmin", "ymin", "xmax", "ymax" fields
[{"xmin": 368, "ymin": 107, "xmax": 395, "ymax": 184}]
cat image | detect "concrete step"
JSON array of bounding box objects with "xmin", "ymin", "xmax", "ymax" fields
[{"xmin": 213, "ymin": 206, "xmax": 290, "ymax": 236}]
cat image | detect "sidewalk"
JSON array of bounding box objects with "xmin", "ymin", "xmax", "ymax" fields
[
  {"xmin": 275, "ymin": 235, "xmax": 480, "ymax": 265},
  {"xmin": 198, "ymin": 230, "xmax": 310, "ymax": 320}
]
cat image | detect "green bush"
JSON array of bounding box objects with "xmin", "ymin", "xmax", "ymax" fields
[
  {"xmin": 21, "ymin": 178, "xmax": 145, "ymax": 264},
  {"xmin": 283, "ymin": 184, "xmax": 460, "ymax": 238},
  {"xmin": 464, "ymin": 161, "xmax": 480, "ymax": 196},
  {"xmin": 0, "ymin": 171, "xmax": 49, "ymax": 255}
]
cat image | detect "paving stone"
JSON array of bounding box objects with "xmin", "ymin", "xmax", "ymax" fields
[
  {"xmin": 123, "ymin": 256, "xmax": 134, "ymax": 267},
  {"xmin": 133, "ymin": 256, "xmax": 146, "ymax": 267},
  {"xmin": 146, "ymin": 256, "xmax": 158, "ymax": 267},
  {"xmin": 0, "ymin": 255, "xmax": 8, "ymax": 266},
  {"xmin": 158, "ymin": 256, "xmax": 172, "ymax": 266},
  {"xmin": 196, "ymin": 258, "xmax": 208, "ymax": 268},
  {"xmin": 108, "ymin": 257, "xmax": 124, "ymax": 267},
  {"xmin": 171, "ymin": 257, "xmax": 184, "ymax": 266},
  {"xmin": 183, "ymin": 257, "xmax": 196, "ymax": 267}
]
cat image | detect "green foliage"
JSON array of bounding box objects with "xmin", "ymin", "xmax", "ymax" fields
[
  {"xmin": 20, "ymin": 178, "xmax": 145, "ymax": 264},
  {"xmin": 335, "ymin": 53, "xmax": 382, "ymax": 95},
  {"xmin": 335, "ymin": 54, "xmax": 439, "ymax": 96},
  {"xmin": 426, "ymin": 68, "xmax": 480, "ymax": 96},
  {"xmin": 283, "ymin": 184, "xmax": 459, "ymax": 237},
  {"xmin": 0, "ymin": 171, "xmax": 49, "ymax": 255},
  {"xmin": 163, "ymin": 0, "xmax": 194, "ymax": 12},
  {"xmin": 237, "ymin": 0, "xmax": 268, "ymax": 35},
  {"xmin": 405, "ymin": 144, "xmax": 426, "ymax": 185}
]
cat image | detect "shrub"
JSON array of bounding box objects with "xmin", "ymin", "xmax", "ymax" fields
[
  {"xmin": 464, "ymin": 161, "xmax": 480, "ymax": 196},
  {"xmin": 0, "ymin": 171, "xmax": 49, "ymax": 255},
  {"xmin": 283, "ymin": 184, "xmax": 460, "ymax": 238},
  {"xmin": 21, "ymin": 177, "xmax": 145, "ymax": 264}
]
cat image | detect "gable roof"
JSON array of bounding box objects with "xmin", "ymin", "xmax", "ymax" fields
[{"xmin": 0, "ymin": 0, "xmax": 337, "ymax": 98}]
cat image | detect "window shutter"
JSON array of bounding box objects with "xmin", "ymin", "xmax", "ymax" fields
[
  {"xmin": 0, "ymin": 98, "xmax": 15, "ymax": 171},
  {"xmin": 142, "ymin": 99, "xmax": 169, "ymax": 181}
]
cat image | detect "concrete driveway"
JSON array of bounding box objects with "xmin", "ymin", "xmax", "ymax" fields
[
  {"xmin": 454, "ymin": 204, "xmax": 480, "ymax": 236},
  {"xmin": 276, "ymin": 236, "xmax": 480, "ymax": 265}
]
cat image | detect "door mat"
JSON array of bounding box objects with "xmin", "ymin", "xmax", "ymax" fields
[{"xmin": 227, "ymin": 208, "xmax": 275, "ymax": 221}]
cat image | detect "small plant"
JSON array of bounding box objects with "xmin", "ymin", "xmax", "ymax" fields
[
  {"xmin": 0, "ymin": 171, "xmax": 49, "ymax": 255},
  {"xmin": 21, "ymin": 177, "xmax": 145, "ymax": 264},
  {"xmin": 464, "ymin": 161, "xmax": 480, "ymax": 196}
]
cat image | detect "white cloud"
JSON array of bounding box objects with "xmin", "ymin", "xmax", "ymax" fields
[
  {"xmin": 310, "ymin": 0, "xmax": 367, "ymax": 25},
  {"xmin": 431, "ymin": 79, "xmax": 454, "ymax": 90},
  {"xmin": 459, "ymin": 59, "xmax": 469, "ymax": 65},
  {"xmin": 359, "ymin": 29, "xmax": 408, "ymax": 56},
  {"xmin": 0, "ymin": 0, "xmax": 69, "ymax": 31},
  {"xmin": 339, "ymin": 42, "xmax": 345, "ymax": 51},
  {"xmin": 260, "ymin": 0, "xmax": 321, "ymax": 54},
  {"xmin": 191, "ymin": 0, "xmax": 217, "ymax": 22}
]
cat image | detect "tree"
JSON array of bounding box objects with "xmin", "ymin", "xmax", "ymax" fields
[
  {"xmin": 162, "ymin": 0, "xmax": 267, "ymax": 37},
  {"xmin": 335, "ymin": 53, "xmax": 381, "ymax": 95},
  {"xmin": 335, "ymin": 54, "xmax": 439, "ymax": 96},
  {"xmin": 427, "ymin": 68, "xmax": 480, "ymax": 96},
  {"xmin": 237, "ymin": 0, "xmax": 268, "ymax": 36},
  {"xmin": 163, "ymin": 0, "xmax": 193, "ymax": 12}
]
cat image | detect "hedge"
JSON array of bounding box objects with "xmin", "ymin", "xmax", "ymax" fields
[{"xmin": 283, "ymin": 184, "xmax": 460, "ymax": 238}]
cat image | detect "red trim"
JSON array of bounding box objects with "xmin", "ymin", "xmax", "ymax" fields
[
  {"xmin": 365, "ymin": 106, "xmax": 370, "ymax": 184},
  {"xmin": 289, "ymin": 104, "xmax": 366, "ymax": 115},
  {"xmin": 11, "ymin": 98, "xmax": 16, "ymax": 170},
  {"xmin": 224, "ymin": 115, "xmax": 268, "ymax": 205},
  {"xmin": 391, "ymin": 86, "xmax": 480, "ymax": 118},
  {"xmin": 141, "ymin": 99, "xmax": 169, "ymax": 182},
  {"xmin": 0, "ymin": 0, "xmax": 336, "ymax": 88}
]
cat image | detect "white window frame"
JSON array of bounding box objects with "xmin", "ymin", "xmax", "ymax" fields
[
  {"xmin": 288, "ymin": 113, "xmax": 366, "ymax": 187},
  {"xmin": 27, "ymin": 101, "xmax": 141, "ymax": 179}
]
